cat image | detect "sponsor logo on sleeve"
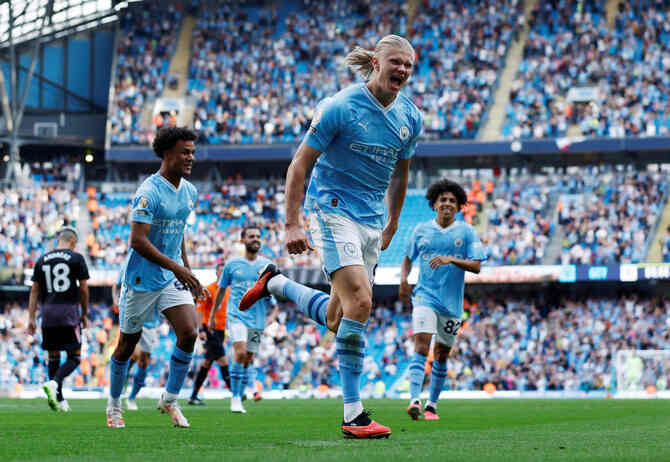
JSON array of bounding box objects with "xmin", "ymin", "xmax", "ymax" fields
[{"xmin": 399, "ymin": 125, "xmax": 410, "ymax": 140}]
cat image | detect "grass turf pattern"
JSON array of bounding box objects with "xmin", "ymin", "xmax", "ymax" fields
[{"xmin": 1, "ymin": 398, "xmax": 669, "ymax": 461}]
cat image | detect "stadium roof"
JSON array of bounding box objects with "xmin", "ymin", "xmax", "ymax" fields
[{"xmin": 0, "ymin": 0, "xmax": 124, "ymax": 48}]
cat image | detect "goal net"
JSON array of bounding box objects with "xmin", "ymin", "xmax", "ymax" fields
[{"xmin": 615, "ymin": 350, "xmax": 670, "ymax": 396}]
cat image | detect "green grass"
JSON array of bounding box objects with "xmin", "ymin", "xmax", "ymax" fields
[{"xmin": 1, "ymin": 398, "xmax": 670, "ymax": 461}]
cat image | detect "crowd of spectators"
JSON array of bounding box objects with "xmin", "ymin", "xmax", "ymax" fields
[
  {"xmin": 188, "ymin": 0, "xmax": 407, "ymax": 145},
  {"xmin": 108, "ymin": 2, "xmax": 183, "ymax": 145},
  {"xmin": 408, "ymin": 0, "xmax": 522, "ymax": 139},
  {"xmin": 4, "ymin": 292, "xmax": 669, "ymax": 394},
  {"xmin": 111, "ymin": 0, "xmax": 522, "ymax": 145},
  {"xmin": 558, "ymin": 167, "xmax": 667, "ymax": 264},
  {"xmin": 2, "ymin": 165, "xmax": 666, "ymax": 275},
  {"xmin": 107, "ymin": 0, "xmax": 670, "ymax": 145},
  {"xmin": 504, "ymin": 0, "xmax": 670, "ymax": 140},
  {"xmin": 481, "ymin": 175, "xmax": 553, "ymax": 265},
  {"xmin": 445, "ymin": 293, "xmax": 670, "ymax": 392},
  {"xmin": 0, "ymin": 185, "xmax": 80, "ymax": 271}
]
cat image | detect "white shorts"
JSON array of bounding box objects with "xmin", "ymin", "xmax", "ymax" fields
[
  {"xmin": 119, "ymin": 279, "xmax": 194, "ymax": 334},
  {"xmin": 229, "ymin": 321, "xmax": 262, "ymax": 354},
  {"xmin": 412, "ymin": 305, "xmax": 462, "ymax": 347},
  {"xmin": 138, "ymin": 326, "xmax": 159, "ymax": 354},
  {"xmin": 308, "ymin": 210, "xmax": 381, "ymax": 285}
]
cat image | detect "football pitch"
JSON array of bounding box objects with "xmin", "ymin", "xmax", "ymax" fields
[{"xmin": 1, "ymin": 398, "xmax": 669, "ymax": 461}]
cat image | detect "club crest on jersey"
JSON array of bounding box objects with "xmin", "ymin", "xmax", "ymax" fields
[
  {"xmin": 343, "ymin": 242, "xmax": 359, "ymax": 257},
  {"xmin": 400, "ymin": 125, "xmax": 410, "ymax": 140},
  {"xmin": 188, "ymin": 199, "xmax": 194, "ymax": 210},
  {"xmin": 454, "ymin": 238, "xmax": 463, "ymax": 248},
  {"xmin": 138, "ymin": 197, "xmax": 149, "ymax": 209}
]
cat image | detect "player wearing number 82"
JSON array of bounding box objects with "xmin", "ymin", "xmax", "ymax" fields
[{"xmin": 399, "ymin": 179, "xmax": 486, "ymax": 421}]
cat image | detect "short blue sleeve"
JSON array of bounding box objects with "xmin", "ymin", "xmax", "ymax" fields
[
  {"xmin": 131, "ymin": 188, "xmax": 157, "ymax": 224},
  {"xmin": 405, "ymin": 224, "xmax": 421, "ymax": 261},
  {"xmin": 218, "ymin": 262, "xmax": 232, "ymax": 289},
  {"xmin": 303, "ymin": 97, "xmax": 342, "ymax": 152},
  {"xmin": 466, "ymin": 226, "xmax": 487, "ymax": 261}
]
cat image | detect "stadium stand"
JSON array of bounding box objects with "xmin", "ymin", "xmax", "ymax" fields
[
  {"xmin": 0, "ymin": 185, "xmax": 81, "ymax": 270},
  {"xmin": 503, "ymin": 0, "xmax": 670, "ymax": 139},
  {"xmin": 557, "ymin": 167, "xmax": 667, "ymax": 264},
  {"xmin": 3, "ymin": 293, "xmax": 668, "ymax": 393},
  {"xmin": 109, "ymin": 0, "xmax": 523, "ymax": 145},
  {"xmin": 2, "ymin": 165, "xmax": 665, "ymax": 273},
  {"xmin": 108, "ymin": 2, "xmax": 184, "ymax": 145},
  {"xmin": 409, "ymin": 0, "xmax": 522, "ymax": 139}
]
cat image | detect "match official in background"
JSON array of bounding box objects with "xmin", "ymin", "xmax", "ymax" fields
[{"xmin": 28, "ymin": 226, "xmax": 90, "ymax": 412}]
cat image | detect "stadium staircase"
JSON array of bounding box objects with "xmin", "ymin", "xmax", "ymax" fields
[
  {"xmin": 646, "ymin": 190, "xmax": 670, "ymax": 262},
  {"xmin": 162, "ymin": 15, "xmax": 197, "ymax": 127},
  {"xmin": 478, "ymin": 0, "xmax": 538, "ymax": 141},
  {"xmin": 163, "ymin": 15, "xmax": 195, "ymax": 100},
  {"xmin": 137, "ymin": 14, "xmax": 195, "ymax": 133}
]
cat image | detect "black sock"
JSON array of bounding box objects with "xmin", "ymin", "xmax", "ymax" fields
[
  {"xmin": 219, "ymin": 363, "xmax": 231, "ymax": 390},
  {"xmin": 192, "ymin": 365, "xmax": 210, "ymax": 398},
  {"xmin": 48, "ymin": 357, "xmax": 60, "ymax": 381},
  {"xmin": 54, "ymin": 354, "xmax": 80, "ymax": 401}
]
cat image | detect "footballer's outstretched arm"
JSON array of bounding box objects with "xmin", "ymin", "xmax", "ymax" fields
[
  {"xmin": 285, "ymin": 142, "xmax": 321, "ymax": 254},
  {"xmin": 130, "ymin": 221, "xmax": 202, "ymax": 296}
]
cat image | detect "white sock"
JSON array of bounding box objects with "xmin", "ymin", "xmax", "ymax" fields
[
  {"xmin": 343, "ymin": 401, "xmax": 364, "ymax": 423},
  {"xmin": 426, "ymin": 400, "xmax": 437, "ymax": 410},
  {"xmin": 266, "ymin": 273, "xmax": 288, "ymax": 296},
  {"xmin": 410, "ymin": 398, "xmax": 420, "ymax": 406},
  {"xmin": 108, "ymin": 397, "xmax": 121, "ymax": 408},
  {"xmin": 164, "ymin": 391, "xmax": 178, "ymax": 402}
]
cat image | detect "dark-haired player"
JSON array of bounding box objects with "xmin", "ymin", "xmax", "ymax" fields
[
  {"xmin": 106, "ymin": 127, "xmax": 202, "ymax": 428},
  {"xmin": 399, "ymin": 179, "xmax": 486, "ymax": 421},
  {"xmin": 27, "ymin": 227, "xmax": 90, "ymax": 412},
  {"xmin": 210, "ymin": 226, "xmax": 277, "ymax": 414}
]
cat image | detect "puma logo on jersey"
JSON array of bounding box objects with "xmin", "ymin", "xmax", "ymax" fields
[{"xmin": 358, "ymin": 121, "xmax": 369, "ymax": 132}]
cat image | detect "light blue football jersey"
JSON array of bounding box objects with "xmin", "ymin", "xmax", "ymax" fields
[
  {"xmin": 406, "ymin": 220, "xmax": 486, "ymax": 318},
  {"xmin": 219, "ymin": 256, "xmax": 277, "ymax": 331},
  {"xmin": 123, "ymin": 172, "xmax": 198, "ymax": 292},
  {"xmin": 303, "ymin": 83, "xmax": 423, "ymax": 230}
]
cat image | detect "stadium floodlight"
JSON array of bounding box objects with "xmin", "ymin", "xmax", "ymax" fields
[{"xmin": 615, "ymin": 349, "xmax": 670, "ymax": 397}]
